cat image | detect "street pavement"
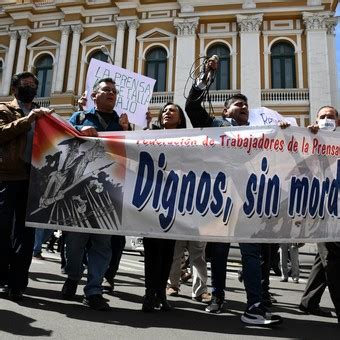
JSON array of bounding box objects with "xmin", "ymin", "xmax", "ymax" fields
[{"xmin": 0, "ymin": 245, "xmax": 339, "ymax": 340}]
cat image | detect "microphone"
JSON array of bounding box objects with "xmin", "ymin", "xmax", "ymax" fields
[
  {"xmin": 205, "ymin": 55, "xmax": 219, "ymax": 85},
  {"xmin": 100, "ymin": 45, "xmax": 114, "ymax": 64}
]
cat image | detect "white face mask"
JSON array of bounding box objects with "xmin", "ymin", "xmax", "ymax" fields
[{"xmin": 318, "ymin": 118, "xmax": 336, "ymax": 131}]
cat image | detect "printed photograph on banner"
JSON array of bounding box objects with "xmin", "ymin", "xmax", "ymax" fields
[
  {"xmin": 85, "ymin": 59, "xmax": 156, "ymax": 127},
  {"xmin": 26, "ymin": 115, "xmax": 127, "ymax": 231}
]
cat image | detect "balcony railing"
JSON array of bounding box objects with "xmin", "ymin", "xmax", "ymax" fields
[
  {"xmin": 149, "ymin": 92, "xmax": 174, "ymax": 106},
  {"xmin": 36, "ymin": 97, "xmax": 51, "ymax": 108},
  {"xmin": 207, "ymin": 90, "xmax": 241, "ymax": 105},
  {"xmin": 261, "ymin": 89, "xmax": 309, "ymax": 105}
]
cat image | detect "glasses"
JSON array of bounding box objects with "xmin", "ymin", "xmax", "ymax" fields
[{"xmin": 99, "ymin": 87, "xmax": 119, "ymax": 95}]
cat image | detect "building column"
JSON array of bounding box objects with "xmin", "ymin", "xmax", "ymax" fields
[
  {"xmin": 296, "ymin": 33, "xmax": 304, "ymax": 88},
  {"xmin": 173, "ymin": 17, "xmax": 199, "ymax": 110},
  {"xmin": 16, "ymin": 30, "xmax": 31, "ymax": 74},
  {"xmin": 55, "ymin": 25, "xmax": 70, "ymax": 92},
  {"xmin": 126, "ymin": 20, "xmax": 139, "ymax": 71},
  {"xmin": 2, "ymin": 31, "xmax": 18, "ymax": 95},
  {"xmin": 236, "ymin": 14, "xmax": 263, "ymax": 109},
  {"xmin": 326, "ymin": 18, "xmax": 339, "ymax": 110},
  {"xmin": 303, "ymin": 12, "xmax": 331, "ymax": 122},
  {"xmin": 66, "ymin": 24, "xmax": 83, "ymax": 93},
  {"xmin": 114, "ymin": 20, "xmax": 126, "ymax": 67}
]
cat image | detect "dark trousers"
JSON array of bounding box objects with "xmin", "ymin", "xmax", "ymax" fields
[
  {"xmin": 301, "ymin": 242, "xmax": 340, "ymax": 321},
  {"xmin": 261, "ymin": 244, "xmax": 271, "ymax": 299},
  {"xmin": 210, "ymin": 242, "xmax": 230, "ymax": 299},
  {"xmin": 105, "ymin": 235, "xmax": 126, "ymax": 279},
  {"xmin": 143, "ymin": 237, "xmax": 175, "ymax": 294},
  {"xmin": 0, "ymin": 180, "xmax": 35, "ymax": 291}
]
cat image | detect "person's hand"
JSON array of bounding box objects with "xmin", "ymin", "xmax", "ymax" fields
[
  {"xmin": 278, "ymin": 121, "xmax": 290, "ymax": 129},
  {"xmin": 119, "ymin": 113, "xmax": 129, "ymax": 131},
  {"xmin": 145, "ymin": 110, "xmax": 152, "ymax": 129},
  {"xmin": 307, "ymin": 123, "xmax": 319, "ymax": 134},
  {"xmin": 80, "ymin": 126, "xmax": 98, "ymax": 136},
  {"xmin": 27, "ymin": 107, "xmax": 54, "ymax": 123}
]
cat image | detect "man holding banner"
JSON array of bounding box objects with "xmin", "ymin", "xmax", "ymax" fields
[
  {"xmin": 299, "ymin": 106, "xmax": 340, "ymax": 323},
  {"xmin": 0, "ymin": 72, "xmax": 53, "ymax": 301},
  {"xmin": 61, "ymin": 77, "xmax": 129, "ymax": 311},
  {"xmin": 185, "ymin": 57, "xmax": 282, "ymax": 326}
]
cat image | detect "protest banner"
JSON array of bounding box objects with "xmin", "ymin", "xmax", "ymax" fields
[
  {"xmin": 26, "ymin": 114, "xmax": 340, "ymax": 243},
  {"xmin": 85, "ymin": 59, "xmax": 156, "ymax": 127}
]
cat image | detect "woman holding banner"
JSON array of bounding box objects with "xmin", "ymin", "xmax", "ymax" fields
[{"xmin": 142, "ymin": 103, "xmax": 186, "ymax": 312}]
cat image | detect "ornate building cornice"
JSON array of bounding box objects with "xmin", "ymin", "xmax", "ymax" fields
[
  {"xmin": 71, "ymin": 24, "xmax": 83, "ymax": 34},
  {"xmin": 127, "ymin": 19, "xmax": 140, "ymax": 31},
  {"xmin": 173, "ymin": 17, "xmax": 199, "ymax": 36},
  {"xmin": 19, "ymin": 29, "xmax": 31, "ymax": 39},
  {"xmin": 302, "ymin": 12, "xmax": 330, "ymax": 31},
  {"xmin": 115, "ymin": 20, "xmax": 126, "ymax": 31},
  {"xmin": 236, "ymin": 14, "xmax": 263, "ymax": 32},
  {"xmin": 60, "ymin": 25, "xmax": 70, "ymax": 36}
]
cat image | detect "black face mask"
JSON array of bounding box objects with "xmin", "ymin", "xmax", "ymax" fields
[{"xmin": 17, "ymin": 86, "xmax": 37, "ymax": 103}]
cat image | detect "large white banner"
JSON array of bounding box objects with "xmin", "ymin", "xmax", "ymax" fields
[
  {"xmin": 26, "ymin": 114, "xmax": 340, "ymax": 242},
  {"xmin": 85, "ymin": 59, "xmax": 156, "ymax": 127}
]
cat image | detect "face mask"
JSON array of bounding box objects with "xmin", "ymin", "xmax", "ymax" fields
[
  {"xmin": 17, "ymin": 85, "xmax": 37, "ymax": 103},
  {"xmin": 318, "ymin": 118, "xmax": 336, "ymax": 131}
]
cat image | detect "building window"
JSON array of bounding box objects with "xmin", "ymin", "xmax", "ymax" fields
[
  {"xmin": 145, "ymin": 47, "xmax": 167, "ymax": 92},
  {"xmin": 271, "ymin": 42, "xmax": 296, "ymax": 88},
  {"xmin": 89, "ymin": 50, "xmax": 108, "ymax": 62},
  {"xmin": 207, "ymin": 44, "xmax": 230, "ymax": 90},
  {"xmin": 36, "ymin": 55, "xmax": 53, "ymax": 97}
]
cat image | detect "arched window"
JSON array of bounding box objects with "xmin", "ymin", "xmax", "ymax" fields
[
  {"xmin": 89, "ymin": 50, "xmax": 108, "ymax": 63},
  {"xmin": 36, "ymin": 55, "xmax": 53, "ymax": 97},
  {"xmin": 145, "ymin": 47, "xmax": 167, "ymax": 92},
  {"xmin": 271, "ymin": 42, "xmax": 296, "ymax": 88},
  {"xmin": 207, "ymin": 44, "xmax": 231, "ymax": 90}
]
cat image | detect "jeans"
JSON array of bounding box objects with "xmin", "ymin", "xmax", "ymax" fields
[
  {"xmin": 64, "ymin": 232, "xmax": 112, "ymax": 297},
  {"xmin": 210, "ymin": 242, "xmax": 262, "ymax": 307},
  {"xmin": 33, "ymin": 228, "xmax": 54, "ymax": 256},
  {"xmin": 105, "ymin": 235, "xmax": 126, "ymax": 279},
  {"xmin": 0, "ymin": 180, "xmax": 35, "ymax": 291}
]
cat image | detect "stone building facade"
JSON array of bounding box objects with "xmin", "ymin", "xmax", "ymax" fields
[{"xmin": 0, "ymin": 0, "xmax": 338, "ymax": 125}]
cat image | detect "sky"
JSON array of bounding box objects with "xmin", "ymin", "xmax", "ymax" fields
[{"xmin": 336, "ymin": 4, "xmax": 340, "ymax": 97}]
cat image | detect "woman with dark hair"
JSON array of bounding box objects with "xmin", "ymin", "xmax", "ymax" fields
[{"xmin": 142, "ymin": 102, "xmax": 186, "ymax": 312}]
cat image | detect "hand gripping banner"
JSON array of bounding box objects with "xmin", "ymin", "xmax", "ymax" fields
[{"xmin": 26, "ymin": 114, "xmax": 340, "ymax": 243}]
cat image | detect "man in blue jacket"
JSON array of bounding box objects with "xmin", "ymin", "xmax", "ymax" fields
[{"xmin": 62, "ymin": 77, "xmax": 129, "ymax": 310}]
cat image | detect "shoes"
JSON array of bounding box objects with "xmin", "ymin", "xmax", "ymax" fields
[
  {"xmin": 142, "ymin": 294, "xmax": 156, "ymax": 313},
  {"xmin": 155, "ymin": 293, "xmax": 173, "ymax": 312},
  {"xmin": 293, "ymin": 278, "xmax": 299, "ymax": 284},
  {"xmin": 272, "ymin": 267, "xmax": 282, "ymax": 277},
  {"xmin": 280, "ymin": 278, "xmax": 288, "ymax": 282},
  {"xmin": 102, "ymin": 276, "xmax": 114, "ymax": 293},
  {"xmin": 205, "ymin": 296, "xmax": 224, "ymax": 313},
  {"xmin": 180, "ymin": 272, "xmax": 192, "ymax": 283},
  {"xmin": 241, "ymin": 302, "xmax": 282, "ymax": 326},
  {"xmin": 166, "ymin": 287, "xmax": 179, "ymax": 296},
  {"xmin": 299, "ymin": 304, "xmax": 332, "ymax": 317},
  {"xmin": 83, "ymin": 294, "xmax": 110, "ymax": 311},
  {"xmin": 238, "ymin": 270, "xmax": 243, "ymax": 283},
  {"xmin": 33, "ymin": 253, "xmax": 44, "ymax": 260},
  {"xmin": 8, "ymin": 289, "xmax": 23, "ymax": 302},
  {"xmin": 46, "ymin": 248, "xmax": 55, "ymax": 253},
  {"xmin": 193, "ymin": 292, "xmax": 211, "ymax": 303},
  {"xmin": 61, "ymin": 278, "xmax": 78, "ymax": 300}
]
